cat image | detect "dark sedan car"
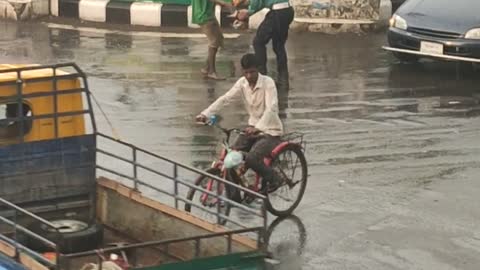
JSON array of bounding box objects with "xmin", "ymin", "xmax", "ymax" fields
[{"xmin": 386, "ymin": 0, "xmax": 480, "ymax": 63}]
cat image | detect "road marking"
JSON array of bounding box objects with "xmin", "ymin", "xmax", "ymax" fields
[
  {"xmin": 43, "ymin": 23, "xmax": 241, "ymax": 39},
  {"xmin": 294, "ymin": 18, "xmax": 375, "ymax": 24}
]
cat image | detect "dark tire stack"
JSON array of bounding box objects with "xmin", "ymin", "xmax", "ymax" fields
[{"xmin": 26, "ymin": 219, "xmax": 103, "ymax": 254}]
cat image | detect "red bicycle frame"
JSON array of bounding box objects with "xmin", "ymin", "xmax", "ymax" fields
[{"xmin": 202, "ymin": 141, "xmax": 302, "ymax": 197}]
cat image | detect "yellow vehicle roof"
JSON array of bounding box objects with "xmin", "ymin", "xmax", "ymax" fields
[
  {"xmin": 0, "ymin": 64, "xmax": 70, "ymax": 81},
  {"xmin": 0, "ymin": 64, "xmax": 73, "ymax": 97}
]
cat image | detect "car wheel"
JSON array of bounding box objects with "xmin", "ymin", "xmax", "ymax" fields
[
  {"xmin": 27, "ymin": 219, "xmax": 103, "ymax": 254},
  {"xmin": 393, "ymin": 52, "xmax": 419, "ymax": 63}
]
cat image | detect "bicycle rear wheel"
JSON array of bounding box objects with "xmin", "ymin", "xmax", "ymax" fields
[
  {"xmin": 266, "ymin": 144, "xmax": 308, "ymax": 217},
  {"xmin": 184, "ymin": 168, "xmax": 232, "ymax": 225}
]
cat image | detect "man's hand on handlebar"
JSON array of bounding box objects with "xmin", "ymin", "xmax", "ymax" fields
[
  {"xmin": 244, "ymin": 126, "xmax": 260, "ymax": 136},
  {"xmin": 195, "ymin": 114, "xmax": 207, "ymax": 124}
]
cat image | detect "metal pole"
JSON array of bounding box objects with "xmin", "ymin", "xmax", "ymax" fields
[
  {"xmin": 79, "ymin": 68, "xmax": 97, "ymax": 133},
  {"xmin": 130, "ymin": 248, "xmax": 138, "ymax": 267},
  {"xmin": 173, "ymin": 164, "xmax": 178, "ymax": 209},
  {"xmin": 216, "ymin": 170, "xmax": 228, "ymax": 225},
  {"xmin": 15, "ymin": 72, "xmax": 29, "ymax": 196},
  {"xmin": 52, "ymin": 68, "xmax": 59, "ymax": 138},
  {"xmin": 0, "ymin": 198, "xmax": 57, "ymax": 228},
  {"xmin": 262, "ymin": 201, "xmax": 268, "ymax": 252},
  {"xmin": 216, "ymin": 178, "xmax": 222, "ymax": 225},
  {"xmin": 194, "ymin": 239, "xmax": 201, "ymax": 258},
  {"xmin": 13, "ymin": 210, "xmax": 18, "ymax": 260},
  {"xmin": 90, "ymin": 134, "xmax": 98, "ymax": 222},
  {"xmin": 15, "ymin": 71, "xmax": 24, "ymax": 144},
  {"xmin": 257, "ymin": 229, "xmax": 262, "ymax": 250},
  {"xmin": 133, "ymin": 148, "xmax": 138, "ymax": 191},
  {"xmin": 98, "ymin": 254, "xmax": 103, "ymax": 270},
  {"xmin": 58, "ymin": 254, "xmax": 69, "ymax": 270},
  {"xmin": 55, "ymin": 230, "xmax": 62, "ymax": 269},
  {"xmin": 227, "ymin": 234, "xmax": 232, "ymax": 254}
]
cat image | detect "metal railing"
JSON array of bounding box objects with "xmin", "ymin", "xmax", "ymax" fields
[
  {"xmin": 62, "ymin": 227, "xmax": 264, "ymax": 269},
  {"xmin": 0, "ymin": 63, "xmax": 97, "ymax": 139},
  {"xmin": 96, "ymin": 132, "xmax": 268, "ymax": 231},
  {"xmin": 0, "ymin": 198, "xmax": 62, "ymax": 269},
  {"xmin": 0, "ymin": 63, "xmax": 98, "ymax": 221},
  {"xmin": 0, "ymin": 63, "xmax": 267, "ymax": 269},
  {"xmin": 0, "ymin": 63, "xmax": 96, "ymax": 270}
]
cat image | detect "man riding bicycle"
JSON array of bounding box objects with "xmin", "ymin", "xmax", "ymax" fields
[{"xmin": 196, "ymin": 53, "xmax": 285, "ymax": 194}]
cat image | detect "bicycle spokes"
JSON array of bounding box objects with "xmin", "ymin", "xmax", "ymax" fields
[
  {"xmin": 267, "ymin": 145, "xmax": 307, "ymax": 216},
  {"xmin": 285, "ymin": 148, "xmax": 300, "ymax": 183}
]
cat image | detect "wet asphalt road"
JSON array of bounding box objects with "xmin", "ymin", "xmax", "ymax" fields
[{"xmin": 2, "ymin": 20, "xmax": 480, "ymax": 270}]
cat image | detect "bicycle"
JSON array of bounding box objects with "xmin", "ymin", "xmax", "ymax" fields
[{"xmin": 185, "ymin": 116, "xmax": 308, "ymax": 224}]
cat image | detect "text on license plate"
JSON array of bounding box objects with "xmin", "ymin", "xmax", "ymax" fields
[{"xmin": 420, "ymin": 41, "xmax": 443, "ymax": 55}]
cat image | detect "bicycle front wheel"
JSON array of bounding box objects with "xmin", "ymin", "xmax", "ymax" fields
[
  {"xmin": 184, "ymin": 168, "xmax": 232, "ymax": 225},
  {"xmin": 266, "ymin": 144, "xmax": 308, "ymax": 217}
]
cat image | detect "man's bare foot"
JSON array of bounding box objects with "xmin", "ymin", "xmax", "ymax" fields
[
  {"xmin": 206, "ymin": 72, "xmax": 225, "ymax": 80},
  {"xmin": 200, "ymin": 68, "xmax": 208, "ymax": 75}
]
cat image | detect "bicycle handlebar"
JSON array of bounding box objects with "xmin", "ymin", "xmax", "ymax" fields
[
  {"xmin": 196, "ymin": 120, "xmax": 242, "ymax": 136},
  {"xmin": 196, "ymin": 118, "xmax": 265, "ymax": 142}
]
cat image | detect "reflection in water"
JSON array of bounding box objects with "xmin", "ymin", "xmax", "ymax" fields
[
  {"xmin": 0, "ymin": 21, "xmax": 19, "ymax": 41},
  {"xmin": 50, "ymin": 29, "xmax": 80, "ymax": 49},
  {"xmin": 190, "ymin": 133, "xmax": 219, "ymax": 168},
  {"xmin": 105, "ymin": 33, "xmax": 133, "ymax": 50},
  {"xmin": 49, "ymin": 29, "xmax": 80, "ymax": 60},
  {"xmin": 387, "ymin": 62, "xmax": 480, "ymax": 93},
  {"xmin": 160, "ymin": 38, "xmax": 191, "ymax": 56},
  {"xmin": 387, "ymin": 62, "xmax": 480, "ymax": 117},
  {"xmin": 265, "ymin": 215, "xmax": 307, "ymax": 270}
]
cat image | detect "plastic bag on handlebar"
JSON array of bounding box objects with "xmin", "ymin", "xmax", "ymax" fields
[{"xmin": 208, "ymin": 115, "xmax": 218, "ymax": 125}]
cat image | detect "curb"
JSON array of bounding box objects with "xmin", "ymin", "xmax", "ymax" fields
[
  {"xmin": 50, "ymin": 0, "xmax": 237, "ymax": 28},
  {"xmin": 2, "ymin": 0, "xmax": 393, "ymax": 32}
]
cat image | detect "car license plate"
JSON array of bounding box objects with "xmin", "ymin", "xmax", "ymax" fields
[{"xmin": 420, "ymin": 41, "xmax": 443, "ymax": 55}]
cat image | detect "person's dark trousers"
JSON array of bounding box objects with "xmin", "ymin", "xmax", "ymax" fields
[
  {"xmin": 232, "ymin": 133, "xmax": 281, "ymax": 190},
  {"xmin": 253, "ymin": 7, "xmax": 294, "ymax": 89}
]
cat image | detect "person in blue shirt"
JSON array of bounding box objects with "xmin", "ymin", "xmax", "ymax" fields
[{"xmin": 234, "ymin": 0, "xmax": 294, "ymax": 90}]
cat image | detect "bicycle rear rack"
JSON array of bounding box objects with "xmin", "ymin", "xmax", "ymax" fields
[{"xmin": 281, "ymin": 132, "xmax": 306, "ymax": 151}]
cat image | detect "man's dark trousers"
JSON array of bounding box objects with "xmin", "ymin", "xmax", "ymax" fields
[{"xmin": 253, "ymin": 7, "xmax": 294, "ymax": 89}]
